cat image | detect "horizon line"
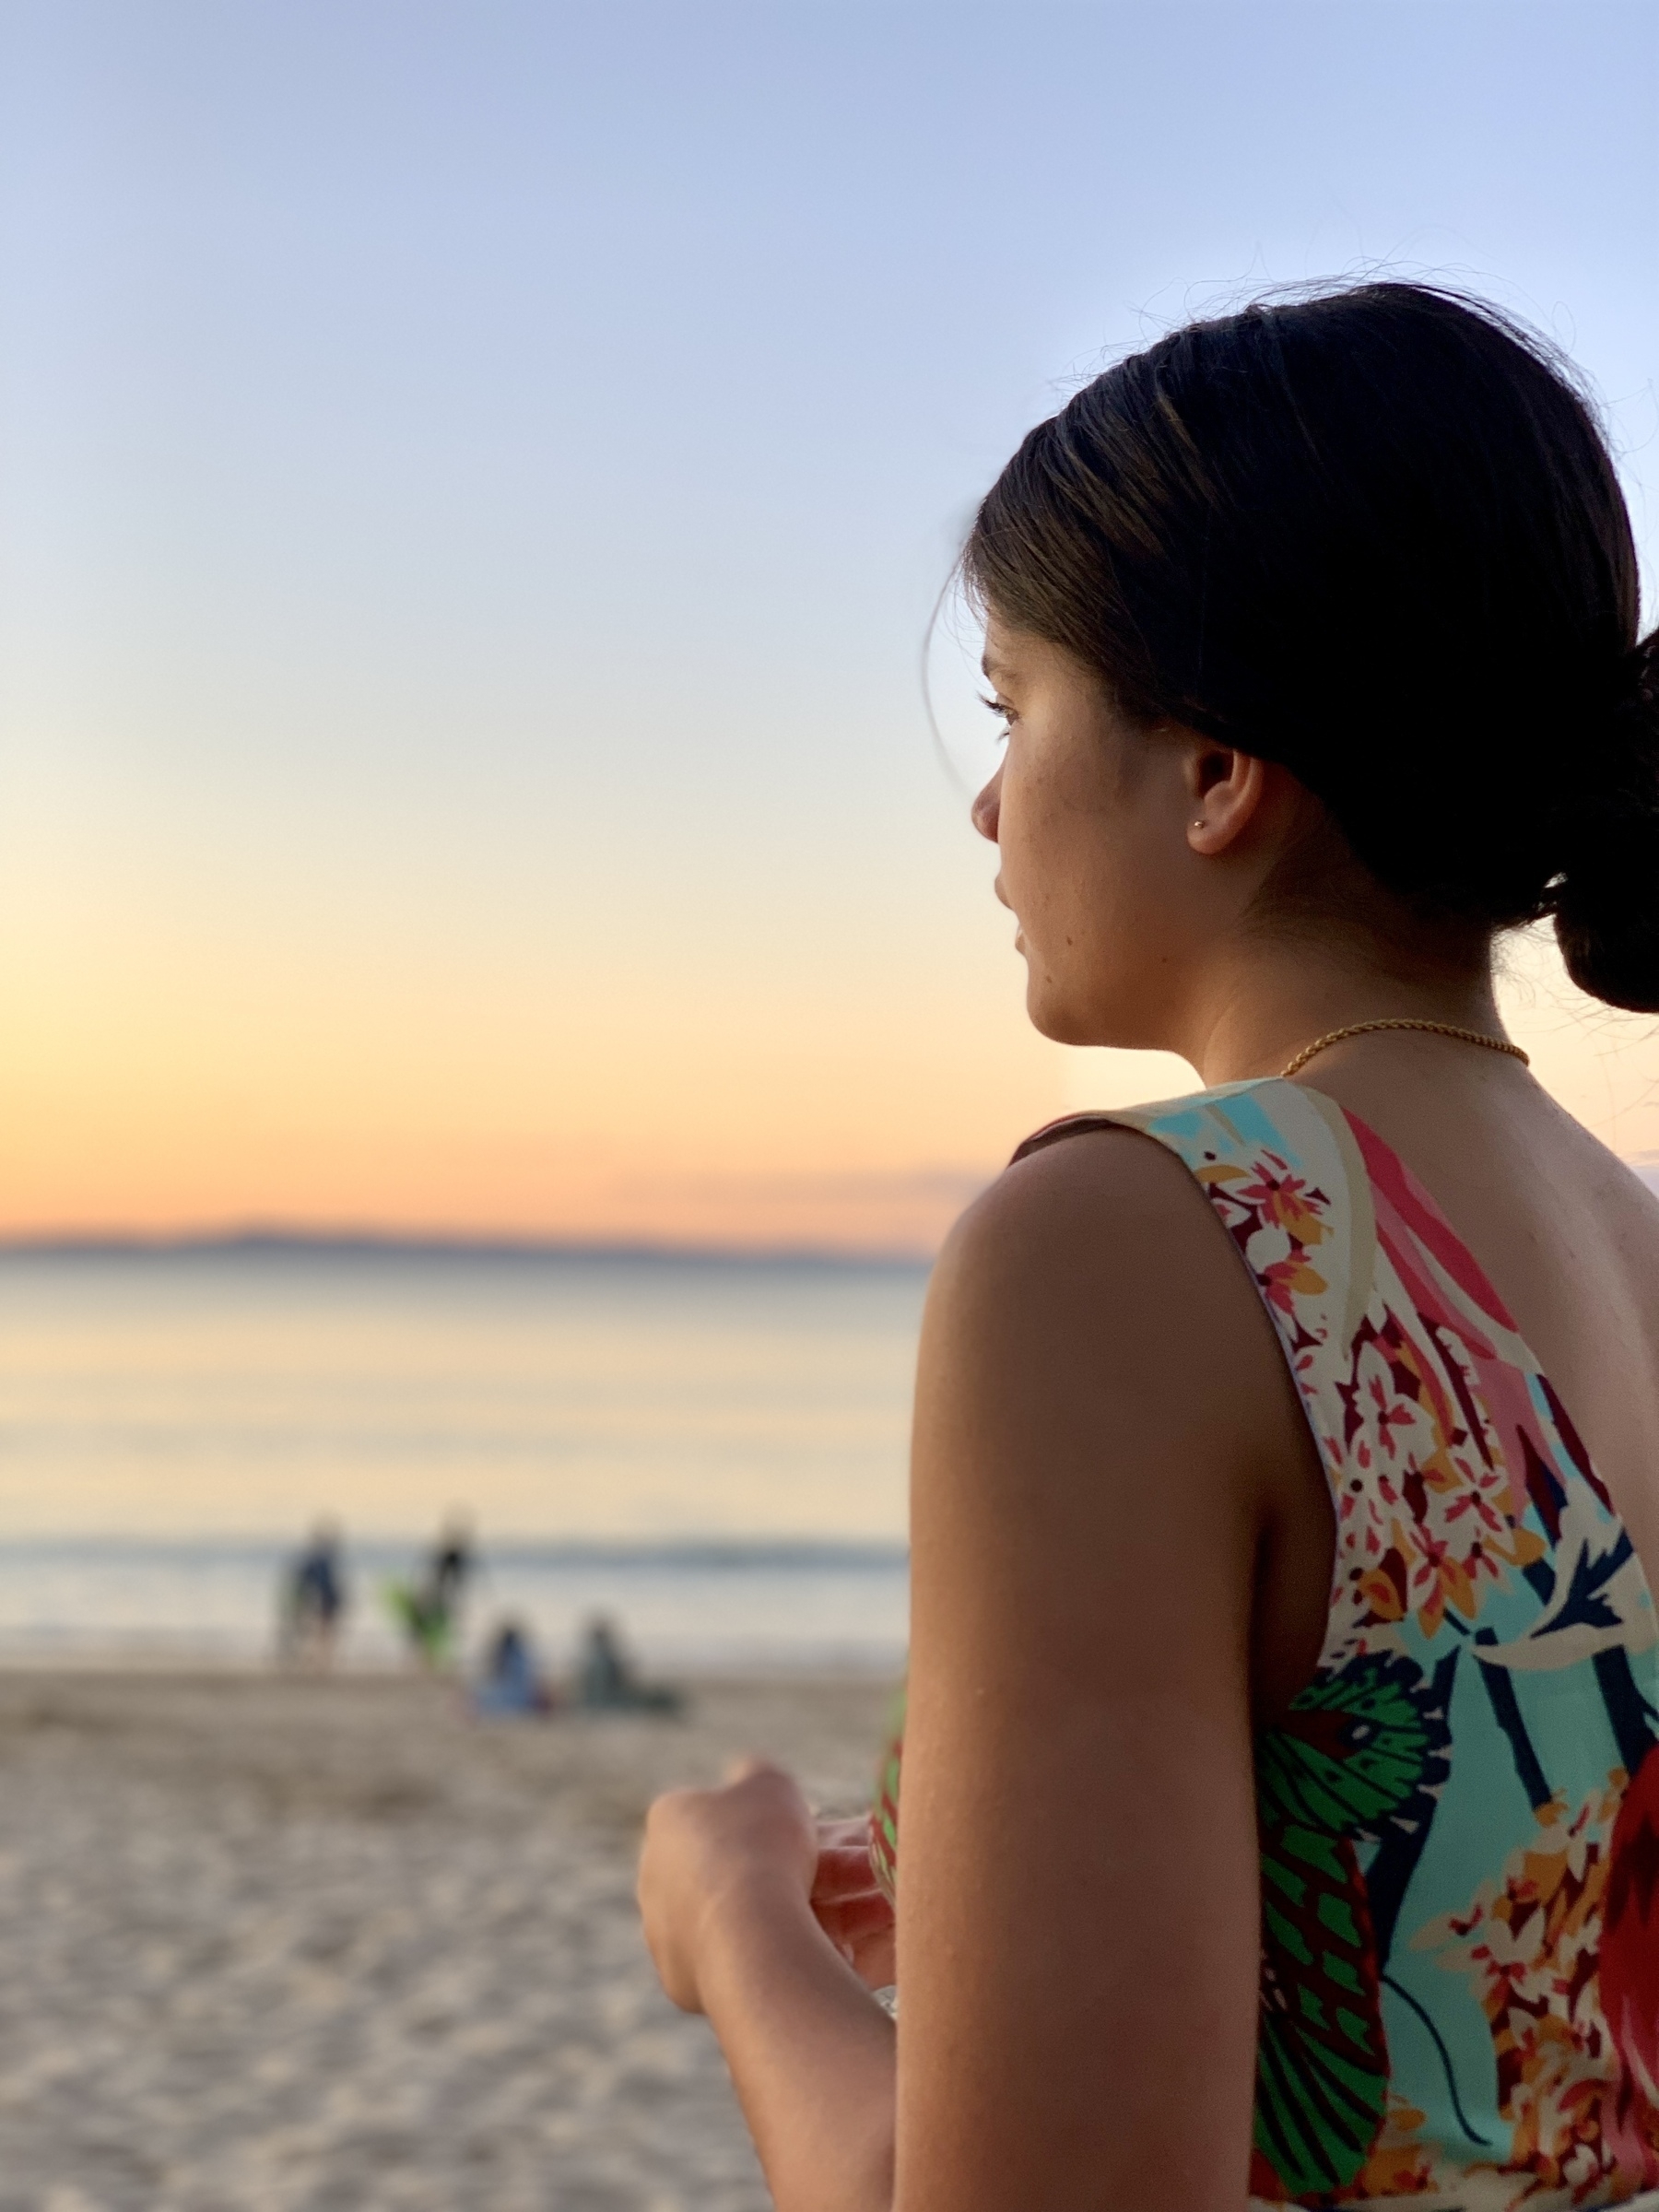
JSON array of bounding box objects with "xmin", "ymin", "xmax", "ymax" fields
[{"xmin": 0, "ymin": 1224, "xmax": 936, "ymax": 1270}]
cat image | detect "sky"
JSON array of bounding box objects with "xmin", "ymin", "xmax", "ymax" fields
[{"xmin": 1, "ymin": 0, "xmax": 1656, "ymax": 1252}]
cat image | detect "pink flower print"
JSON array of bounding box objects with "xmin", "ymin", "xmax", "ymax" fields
[{"xmin": 1230, "ymin": 1151, "xmax": 1333, "ymax": 1237}]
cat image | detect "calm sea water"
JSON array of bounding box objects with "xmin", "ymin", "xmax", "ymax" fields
[{"xmin": 0, "ymin": 1245, "xmax": 924, "ymax": 1669}]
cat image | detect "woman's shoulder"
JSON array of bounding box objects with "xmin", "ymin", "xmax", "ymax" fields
[
  {"xmin": 912, "ymin": 1081, "xmax": 1332, "ymax": 1724},
  {"xmin": 926, "ymin": 1080, "xmax": 1324, "ymax": 1491},
  {"xmin": 939, "ymin": 1092, "xmax": 1222, "ymax": 1297},
  {"xmin": 945, "ymin": 1076, "xmax": 1347, "ymax": 1277}
]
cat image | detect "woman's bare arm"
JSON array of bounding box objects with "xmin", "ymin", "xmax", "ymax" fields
[
  {"xmin": 641, "ymin": 1127, "xmax": 1307, "ymax": 2210},
  {"xmin": 897, "ymin": 1130, "xmax": 1286, "ymax": 2208}
]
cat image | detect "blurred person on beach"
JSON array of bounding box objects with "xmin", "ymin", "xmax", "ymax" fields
[
  {"xmin": 472, "ymin": 1618, "xmax": 554, "ymax": 1717},
  {"xmin": 276, "ymin": 1520, "xmax": 347, "ymax": 1668},
  {"xmin": 385, "ymin": 1514, "xmax": 476, "ymax": 1668},
  {"xmin": 577, "ymin": 1614, "xmax": 683, "ymax": 1715},
  {"xmin": 638, "ymin": 285, "xmax": 1659, "ymax": 2208}
]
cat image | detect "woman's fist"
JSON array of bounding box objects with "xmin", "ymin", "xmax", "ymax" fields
[{"xmin": 639, "ymin": 1759, "xmax": 819, "ymax": 2012}]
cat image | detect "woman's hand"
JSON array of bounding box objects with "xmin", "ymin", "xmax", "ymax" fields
[
  {"xmin": 638, "ymin": 1762, "xmax": 898, "ymax": 2211},
  {"xmin": 639, "ymin": 1759, "xmax": 820, "ymax": 2012},
  {"xmin": 811, "ymin": 1817, "xmax": 896, "ymax": 1990}
]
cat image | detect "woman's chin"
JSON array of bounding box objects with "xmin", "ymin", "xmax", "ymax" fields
[
  {"xmin": 1023, "ymin": 979, "xmax": 1152, "ymax": 1052},
  {"xmin": 1024, "ymin": 989, "xmax": 1106, "ymax": 1048}
]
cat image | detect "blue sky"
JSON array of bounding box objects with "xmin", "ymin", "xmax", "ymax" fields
[{"xmin": 2, "ymin": 2, "xmax": 1656, "ymax": 1242}]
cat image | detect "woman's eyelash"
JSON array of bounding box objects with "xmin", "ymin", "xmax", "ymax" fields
[{"xmin": 980, "ymin": 692, "xmax": 1014, "ymax": 724}]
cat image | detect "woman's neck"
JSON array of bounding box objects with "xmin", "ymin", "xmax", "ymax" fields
[{"xmin": 1178, "ymin": 935, "xmax": 1506, "ymax": 1089}]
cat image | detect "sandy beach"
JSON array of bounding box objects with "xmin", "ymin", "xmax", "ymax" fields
[{"xmin": 0, "ymin": 1665, "xmax": 896, "ymax": 2212}]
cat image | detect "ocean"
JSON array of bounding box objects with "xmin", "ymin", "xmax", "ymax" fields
[{"xmin": 0, "ymin": 1243, "xmax": 924, "ymax": 1672}]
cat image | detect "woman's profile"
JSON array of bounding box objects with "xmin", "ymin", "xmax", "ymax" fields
[{"xmin": 637, "ymin": 282, "xmax": 1659, "ymax": 2208}]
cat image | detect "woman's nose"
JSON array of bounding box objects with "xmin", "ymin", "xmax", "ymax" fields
[{"xmin": 971, "ymin": 765, "xmax": 1002, "ymax": 843}]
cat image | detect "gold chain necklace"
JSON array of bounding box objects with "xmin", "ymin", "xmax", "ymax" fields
[{"xmin": 1279, "ymin": 1018, "xmax": 1530, "ymax": 1082}]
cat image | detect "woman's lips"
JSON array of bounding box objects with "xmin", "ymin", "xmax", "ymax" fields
[{"xmin": 994, "ymin": 880, "xmax": 1025, "ymax": 951}]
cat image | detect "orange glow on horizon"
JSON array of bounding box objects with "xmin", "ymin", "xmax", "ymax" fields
[
  {"xmin": 0, "ymin": 930, "xmax": 1067, "ymax": 1252},
  {"xmin": 6, "ymin": 851, "xmax": 1655, "ymax": 1256}
]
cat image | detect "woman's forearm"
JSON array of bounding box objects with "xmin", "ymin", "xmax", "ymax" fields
[{"xmin": 695, "ymin": 1882, "xmax": 896, "ymax": 2212}]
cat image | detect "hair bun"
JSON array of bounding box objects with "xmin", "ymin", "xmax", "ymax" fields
[{"xmin": 1552, "ymin": 629, "xmax": 1659, "ymax": 1012}]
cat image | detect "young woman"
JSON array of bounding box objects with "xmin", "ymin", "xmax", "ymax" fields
[{"xmin": 637, "ymin": 284, "xmax": 1659, "ymax": 2210}]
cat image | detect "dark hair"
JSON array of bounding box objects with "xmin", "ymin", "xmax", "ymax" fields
[{"xmin": 965, "ymin": 283, "xmax": 1659, "ymax": 1011}]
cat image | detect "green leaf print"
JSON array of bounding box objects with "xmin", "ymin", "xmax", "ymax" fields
[{"xmin": 1253, "ymin": 1653, "xmax": 1453, "ymax": 2198}]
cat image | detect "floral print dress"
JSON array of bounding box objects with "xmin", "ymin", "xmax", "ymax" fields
[{"xmin": 870, "ymin": 1078, "xmax": 1659, "ymax": 2210}]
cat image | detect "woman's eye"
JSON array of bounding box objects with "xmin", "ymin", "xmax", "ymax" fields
[{"xmin": 980, "ymin": 693, "xmax": 1014, "ymax": 737}]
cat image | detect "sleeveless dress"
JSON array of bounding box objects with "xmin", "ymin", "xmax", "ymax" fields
[{"xmin": 868, "ymin": 1077, "xmax": 1659, "ymax": 2209}]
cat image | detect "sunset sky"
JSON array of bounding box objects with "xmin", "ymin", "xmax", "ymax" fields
[{"xmin": 3, "ymin": 2, "xmax": 1657, "ymax": 1252}]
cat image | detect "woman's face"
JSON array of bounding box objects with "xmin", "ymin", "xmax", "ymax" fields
[{"xmin": 971, "ymin": 618, "xmax": 1226, "ymax": 1049}]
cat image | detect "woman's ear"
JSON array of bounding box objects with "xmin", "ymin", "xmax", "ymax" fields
[{"xmin": 1184, "ymin": 741, "xmax": 1267, "ymax": 855}]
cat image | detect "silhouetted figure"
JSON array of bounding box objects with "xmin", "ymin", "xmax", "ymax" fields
[
  {"xmin": 576, "ymin": 1614, "xmax": 682, "ymax": 1714},
  {"xmin": 429, "ymin": 1519, "xmax": 473, "ymax": 1609},
  {"xmin": 278, "ymin": 1522, "xmax": 347, "ymax": 1667},
  {"xmin": 473, "ymin": 1618, "xmax": 554, "ymax": 1717},
  {"xmin": 387, "ymin": 1516, "xmax": 477, "ymax": 1667}
]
